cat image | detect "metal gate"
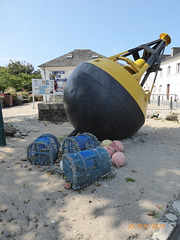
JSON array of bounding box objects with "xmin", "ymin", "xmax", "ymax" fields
[{"xmin": 148, "ymin": 94, "xmax": 179, "ymax": 110}]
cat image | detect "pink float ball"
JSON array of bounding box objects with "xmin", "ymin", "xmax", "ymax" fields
[
  {"xmin": 113, "ymin": 140, "xmax": 124, "ymax": 152},
  {"xmin": 109, "ymin": 140, "xmax": 124, "ymax": 152},
  {"xmin": 103, "ymin": 146, "xmax": 115, "ymax": 156},
  {"xmin": 111, "ymin": 152, "xmax": 126, "ymax": 167}
]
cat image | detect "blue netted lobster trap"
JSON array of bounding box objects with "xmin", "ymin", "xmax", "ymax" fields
[
  {"xmin": 62, "ymin": 147, "xmax": 112, "ymax": 190},
  {"xmin": 62, "ymin": 132, "xmax": 100, "ymax": 154},
  {"xmin": 27, "ymin": 134, "xmax": 60, "ymax": 165}
]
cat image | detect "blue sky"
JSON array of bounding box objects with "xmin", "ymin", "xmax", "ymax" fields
[{"xmin": 0, "ymin": 0, "xmax": 179, "ymax": 70}]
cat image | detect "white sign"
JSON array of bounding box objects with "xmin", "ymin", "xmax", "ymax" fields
[
  {"xmin": 32, "ymin": 79, "xmax": 54, "ymax": 95},
  {"xmin": 32, "ymin": 79, "xmax": 55, "ymax": 108}
]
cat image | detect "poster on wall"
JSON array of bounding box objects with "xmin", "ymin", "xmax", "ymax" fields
[
  {"xmin": 32, "ymin": 79, "xmax": 54, "ymax": 95},
  {"xmin": 50, "ymin": 70, "xmax": 69, "ymax": 95}
]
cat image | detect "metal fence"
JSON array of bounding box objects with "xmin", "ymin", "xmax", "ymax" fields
[{"xmin": 147, "ymin": 94, "xmax": 179, "ymax": 110}]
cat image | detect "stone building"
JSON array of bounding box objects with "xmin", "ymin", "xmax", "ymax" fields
[{"xmin": 38, "ymin": 49, "xmax": 105, "ymax": 95}]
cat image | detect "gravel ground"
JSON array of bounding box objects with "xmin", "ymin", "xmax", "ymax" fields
[{"xmin": 0, "ymin": 102, "xmax": 180, "ymax": 240}]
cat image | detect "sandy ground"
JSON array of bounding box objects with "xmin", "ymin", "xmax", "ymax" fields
[{"xmin": 0, "ymin": 102, "xmax": 180, "ymax": 240}]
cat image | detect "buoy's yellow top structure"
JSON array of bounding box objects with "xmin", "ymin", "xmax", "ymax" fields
[{"xmin": 64, "ymin": 34, "xmax": 171, "ymax": 140}]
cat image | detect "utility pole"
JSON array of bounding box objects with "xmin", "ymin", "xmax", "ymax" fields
[{"xmin": 0, "ymin": 98, "xmax": 6, "ymax": 146}]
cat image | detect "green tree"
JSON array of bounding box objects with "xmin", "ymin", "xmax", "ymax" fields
[
  {"xmin": 49, "ymin": 73, "xmax": 56, "ymax": 80},
  {"xmin": 0, "ymin": 68, "xmax": 13, "ymax": 91},
  {"xmin": 0, "ymin": 60, "xmax": 42, "ymax": 92},
  {"xmin": 7, "ymin": 60, "xmax": 37, "ymax": 75}
]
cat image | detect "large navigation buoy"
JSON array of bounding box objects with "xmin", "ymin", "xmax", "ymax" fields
[{"xmin": 63, "ymin": 34, "xmax": 171, "ymax": 140}]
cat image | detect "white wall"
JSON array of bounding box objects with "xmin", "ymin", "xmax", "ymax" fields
[
  {"xmin": 40, "ymin": 66, "xmax": 76, "ymax": 95},
  {"xmin": 42, "ymin": 67, "xmax": 75, "ymax": 80},
  {"xmin": 144, "ymin": 54, "xmax": 180, "ymax": 99}
]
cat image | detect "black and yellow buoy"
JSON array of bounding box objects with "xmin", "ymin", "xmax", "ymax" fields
[{"xmin": 64, "ymin": 34, "xmax": 171, "ymax": 140}]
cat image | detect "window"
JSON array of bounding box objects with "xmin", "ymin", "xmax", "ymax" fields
[
  {"xmin": 159, "ymin": 85, "xmax": 162, "ymax": 93},
  {"xmin": 177, "ymin": 63, "xmax": 180, "ymax": 74},
  {"xmin": 92, "ymin": 54, "xmax": 99, "ymax": 59},
  {"xmin": 167, "ymin": 66, "xmax": 171, "ymax": 76},
  {"xmin": 67, "ymin": 54, "xmax": 73, "ymax": 59},
  {"xmin": 159, "ymin": 69, "xmax": 163, "ymax": 77}
]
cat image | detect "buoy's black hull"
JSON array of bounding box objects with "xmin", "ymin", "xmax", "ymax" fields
[{"xmin": 63, "ymin": 62, "xmax": 145, "ymax": 141}]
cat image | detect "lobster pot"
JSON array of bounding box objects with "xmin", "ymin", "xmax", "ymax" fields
[
  {"xmin": 27, "ymin": 134, "xmax": 60, "ymax": 165},
  {"xmin": 62, "ymin": 147, "xmax": 112, "ymax": 189},
  {"xmin": 62, "ymin": 132, "xmax": 100, "ymax": 154}
]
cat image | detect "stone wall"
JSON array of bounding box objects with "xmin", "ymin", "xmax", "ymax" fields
[{"xmin": 38, "ymin": 102, "xmax": 68, "ymax": 122}]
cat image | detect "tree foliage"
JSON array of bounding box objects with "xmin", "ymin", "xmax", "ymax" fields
[{"xmin": 0, "ymin": 60, "xmax": 42, "ymax": 92}]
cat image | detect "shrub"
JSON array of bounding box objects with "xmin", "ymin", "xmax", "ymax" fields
[{"xmin": 4, "ymin": 87, "xmax": 17, "ymax": 100}]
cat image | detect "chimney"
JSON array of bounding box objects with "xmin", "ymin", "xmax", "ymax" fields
[{"xmin": 171, "ymin": 47, "xmax": 180, "ymax": 57}]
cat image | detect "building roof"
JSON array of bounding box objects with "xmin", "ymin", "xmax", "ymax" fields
[
  {"xmin": 161, "ymin": 52, "xmax": 180, "ymax": 63},
  {"xmin": 161, "ymin": 47, "xmax": 180, "ymax": 63},
  {"xmin": 161, "ymin": 54, "xmax": 171, "ymax": 60},
  {"xmin": 38, "ymin": 49, "xmax": 106, "ymax": 68}
]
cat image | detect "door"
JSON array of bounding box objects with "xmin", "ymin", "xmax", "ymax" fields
[{"xmin": 167, "ymin": 84, "xmax": 170, "ymax": 100}]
